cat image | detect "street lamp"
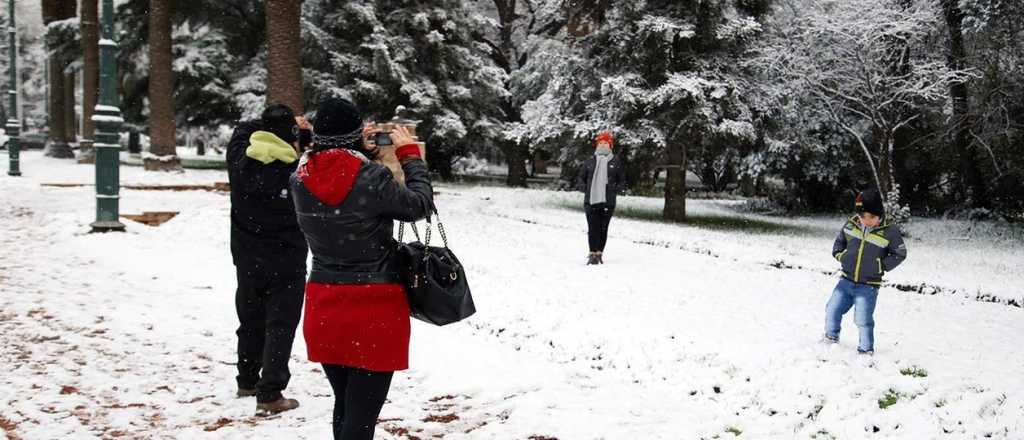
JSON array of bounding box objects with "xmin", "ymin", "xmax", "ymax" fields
[
  {"xmin": 5, "ymin": 0, "xmax": 20, "ymax": 176},
  {"xmin": 90, "ymin": 0, "xmax": 124, "ymax": 232}
]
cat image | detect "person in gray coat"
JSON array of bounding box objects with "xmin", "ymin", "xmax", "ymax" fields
[
  {"xmin": 823, "ymin": 188, "xmax": 907, "ymax": 354},
  {"xmin": 575, "ymin": 131, "xmax": 626, "ymax": 265}
]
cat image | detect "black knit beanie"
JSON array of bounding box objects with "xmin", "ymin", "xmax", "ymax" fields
[
  {"xmin": 261, "ymin": 104, "xmax": 297, "ymax": 144},
  {"xmin": 855, "ymin": 188, "xmax": 885, "ymax": 218},
  {"xmin": 312, "ymin": 97, "xmax": 364, "ymax": 152}
]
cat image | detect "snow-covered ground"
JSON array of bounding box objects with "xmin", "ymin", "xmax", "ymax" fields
[{"xmin": 1, "ymin": 151, "xmax": 1021, "ymax": 439}]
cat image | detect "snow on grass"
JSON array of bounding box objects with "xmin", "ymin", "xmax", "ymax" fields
[{"xmin": 0, "ymin": 151, "xmax": 1021, "ymax": 439}]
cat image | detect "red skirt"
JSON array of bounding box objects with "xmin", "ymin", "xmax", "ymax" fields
[{"xmin": 303, "ymin": 282, "xmax": 411, "ymax": 372}]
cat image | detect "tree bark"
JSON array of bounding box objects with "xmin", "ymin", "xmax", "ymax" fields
[
  {"xmin": 145, "ymin": 0, "xmax": 181, "ymax": 171},
  {"xmin": 493, "ymin": 0, "xmax": 516, "ymax": 64},
  {"xmin": 941, "ymin": 0, "xmax": 986, "ymax": 208},
  {"xmin": 663, "ymin": 139, "xmax": 687, "ymax": 222},
  {"xmin": 42, "ymin": 0, "xmax": 76, "ymax": 159},
  {"xmin": 63, "ymin": 69, "xmax": 76, "ymax": 142},
  {"xmin": 502, "ymin": 141, "xmax": 529, "ymax": 187},
  {"xmin": 877, "ymin": 132, "xmax": 896, "ymax": 198},
  {"xmin": 78, "ymin": 0, "xmax": 99, "ymax": 163},
  {"xmin": 265, "ymin": 0, "xmax": 303, "ymax": 113},
  {"xmin": 491, "ymin": 0, "xmax": 544, "ymax": 188}
]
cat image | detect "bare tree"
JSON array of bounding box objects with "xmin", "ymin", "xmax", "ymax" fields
[
  {"xmin": 265, "ymin": 0, "xmax": 303, "ymax": 113},
  {"xmin": 764, "ymin": 0, "xmax": 973, "ymax": 211},
  {"xmin": 146, "ymin": 0, "xmax": 181, "ymax": 171}
]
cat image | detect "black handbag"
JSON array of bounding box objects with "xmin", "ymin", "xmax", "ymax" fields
[{"xmin": 397, "ymin": 211, "xmax": 475, "ymax": 326}]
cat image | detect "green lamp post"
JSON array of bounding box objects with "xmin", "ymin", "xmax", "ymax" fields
[
  {"xmin": 5, "ymin": 0, "xmax": 20, "ymax": 176},
  {"xmin": 90, "ymin": 0, "xmax": 124, "ymax": 232}
]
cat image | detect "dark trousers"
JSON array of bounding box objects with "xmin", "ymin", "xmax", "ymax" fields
[
  {"xmin": 585, "ymin": 204, "xmax": 615, "ymax": 252},
  {"xmin": 322, "ymin": 364, "xmax": 394, "ymax": 440},
  {"xmin": 235, "ymin": 264, "xmax": 305, "ymax": 403}
]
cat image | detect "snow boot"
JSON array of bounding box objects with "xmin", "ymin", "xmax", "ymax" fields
[
  {"xmin": 857, "ymin": 349, "xmax": 874, "ymax": 356},
  {"xmin": 822, "ymin": 334, "xmax": 838, "ymax": 344},
  {"xmin": 596, "ymin": 252, "xmax": 604, "ymax": 264},
  {"xmin": 236, "ymin": 387, "xmax": 257, "ymax": 398},
  {"xmin": 586, "ymin": 252, "xmax": 599, "ymax": 265},
  {"xmin": 256, "ymin": 397, "xmax": 300, "ymax": 416}
]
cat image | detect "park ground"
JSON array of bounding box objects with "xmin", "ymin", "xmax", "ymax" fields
[{"xmin": 1, "ymin": 151, "xmax": 1022, "ymax": 439}]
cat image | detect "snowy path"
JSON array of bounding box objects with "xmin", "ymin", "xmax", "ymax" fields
[{"xmin": 1, "ymin": 152, "xmax": 1022, "ymax": 439}]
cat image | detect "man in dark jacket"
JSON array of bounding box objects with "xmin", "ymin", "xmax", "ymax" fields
[
  {"xmin": 227, "ymin": 104, "xmax": 309, "ymax": 415},
  {"xmin": 575, "ymin": 131, "xmax": 627, "ymax": 265}
]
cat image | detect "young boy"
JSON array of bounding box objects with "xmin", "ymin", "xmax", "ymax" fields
[{"xmin": 824, "ymin": 189, "xmax": 907, "ymax": 354}]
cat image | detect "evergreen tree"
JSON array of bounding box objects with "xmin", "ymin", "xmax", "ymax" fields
[
  {"xmin": 517, "ymin": 0, "xmax": 771, "ymax": 221},
  {"xmin": 302, "ymin": 0, "xmax": 507, "ymax": 177}
]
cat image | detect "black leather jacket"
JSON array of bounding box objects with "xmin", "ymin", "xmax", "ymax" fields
[{"xmin": 289, "ymin": 149, "xmax": 433, "ymax": 284}]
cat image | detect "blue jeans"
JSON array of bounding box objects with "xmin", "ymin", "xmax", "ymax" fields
[{"xmin": 824, "ymin": 278, "xmax": 879, "ymax": 352}]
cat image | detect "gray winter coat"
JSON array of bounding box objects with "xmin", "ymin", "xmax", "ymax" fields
[
  {"xmin": 832, "ymin": 216, "xmax": 907, "ymax": 285},
  {"xmin": 575, "ymin": 155, "xmax": 626, "ymax": 207}
]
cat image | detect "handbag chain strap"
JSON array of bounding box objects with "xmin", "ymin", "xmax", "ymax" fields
[
  {"xmin": 434, "ymin": 211, "xmax": 449, "ymax": 248},
  {"xmin": 397, "ymin": 209, "xmax": 448, "ymax": 249}
]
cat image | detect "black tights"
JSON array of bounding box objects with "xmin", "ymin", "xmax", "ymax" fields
[
  {"xmin": 585, "ymin": 204, "xmax": 615, "ymax": 252},
  {"xmin": 322, "ymin": 364, "xmax": 394, "ymax": 440}
]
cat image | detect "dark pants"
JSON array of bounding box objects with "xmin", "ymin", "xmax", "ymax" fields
[
  {"xmin": 585, "ymin": 204, "xmax": 615, "ymax": 252},
  {"xmin": 323, "ymin": 364, "xmax": 394, "ymax": 440},
  {"xmin": 235, "ymin": 264, "xmax": 305, "ymax": 403}
]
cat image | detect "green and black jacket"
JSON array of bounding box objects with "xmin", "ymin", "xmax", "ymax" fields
[{"xmin": 832, "ymin": 216, "xmax": 907, "ymax": 286}]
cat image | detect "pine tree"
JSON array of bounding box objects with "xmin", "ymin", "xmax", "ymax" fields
[
  {"xmin": 302, "ymin": 0, "xmax": 507, "ymax": 175},
  {"xmin": 516, "ymin": 0, "xmax": 771, "ymax": 221}
]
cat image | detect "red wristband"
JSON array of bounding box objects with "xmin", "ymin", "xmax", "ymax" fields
[{"xmin": 396, "ymin": 144, "xmax": 421, "ymax": 162}]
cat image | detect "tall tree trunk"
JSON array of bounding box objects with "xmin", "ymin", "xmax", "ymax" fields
[
  {"xmin": 491, "ymin": 0, "xmax": 535, "ymax": 187},
  {"xmin": 877, "ymin": 133, "xmax": 896, "ymax": 197},
  {"xmin": 663, "ymin": 140, "xmax": 687, "ymax": 222},
  {"xmin": 78, "ymin": 0, "xmax": 99, "ymax": 163},
  {"xmin": 44, "ymin": 55, "xmax": 74, "ymax": 157},
  {"xmin": 63, "ymin": 69, "xmax": 75, "ymax": 142},
  {"xmin": 42, "ymin": 0, "xmax": 76, "ymax": 159},
  {"xmin": 501, "ymin": 141, "xmax": 529, "ymax": 187},
  {"xmin": 265, "ymin": 0, "xmax": 303, "ymax": 113},
  {"xmin": 942, "ymin": 0, "xmax": 986, "ymax": 208},
  {"xmin": 145, "ymin": 0, "xmax": 181, "ymax": 171},
  {"xmin": 493, "ymin": 0, "xmax": 516, "ymax": 62}
]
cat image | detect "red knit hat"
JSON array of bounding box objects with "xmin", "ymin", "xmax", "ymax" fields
[{"xmin": 595, "ymin": 131, "xmax": 614, "ymax": 148}]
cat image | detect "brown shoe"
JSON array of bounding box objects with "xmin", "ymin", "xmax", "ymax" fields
[
  {"xmin": 236, "ymin": 387, "xmax": 257, "ymax": 398},
  {"xmin": 256, "ymin": 397, "xmax": 300, "ymax": 416}
]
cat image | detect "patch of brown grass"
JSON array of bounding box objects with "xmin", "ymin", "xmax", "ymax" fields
[
  {"xmin": 0, "ymin": 414, "xmax": 23, "ymax": 440},
  {"xmin": 422, "ymin": 413, "xmax": 459, "ymax": 423},
  {"xmin": 204, "ymin": 417, "xmax": 233, "ymax": 432}
]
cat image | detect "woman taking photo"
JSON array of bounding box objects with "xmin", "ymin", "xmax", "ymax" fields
[
  {"xmin": 289, "ymin": 97, "xmax": 433, "ymax": 440},
  {"xmin": 576, "ymin": 131, "xmax": 626, "ymax": 265}
]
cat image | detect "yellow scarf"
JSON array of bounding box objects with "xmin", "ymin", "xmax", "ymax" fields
[{"xmin": 246, "ymin": 131, "xmax": 298, "ymax": 164}]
